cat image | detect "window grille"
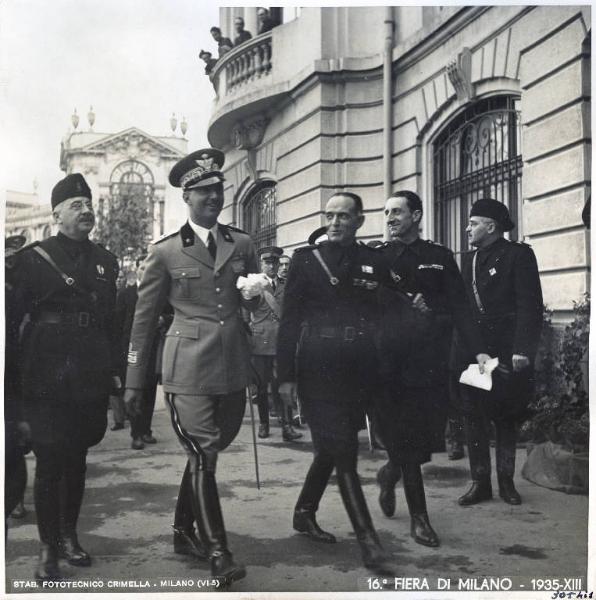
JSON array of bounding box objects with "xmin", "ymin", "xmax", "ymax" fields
[
  {"xmin": 242, "ymin": 183, "xmax": 277, "ymax": 250},
  {"xmin": 433, "ymin": 96, "xmax": 522, "ymax": 253}
]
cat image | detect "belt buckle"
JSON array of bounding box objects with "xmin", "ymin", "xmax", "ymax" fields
[
  {"xmin": 344, "ymin": 326, "xmax": 356, "ymax": 342},
  {"xmin": 78, "ymin": 312, "xmax": 90, "ymax": 327}
]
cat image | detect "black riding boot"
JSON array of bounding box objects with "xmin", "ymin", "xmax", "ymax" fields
[
  {"xmin": 402, "ymin": 463, "xmax": 439, "ymax": 547},
  {"xmin": 190, "ymin": 468, "xmax": 246, "ymax": 585},
  {"xmin": 173, "ymin": 462, "xmax": 207, "ymax": 559},
  {"xmin": 459, "ymin": 415, "xmax": 493, "ymax": 505},
  {"xmin": 495, "ymin": 420, "xmax": 521, "ymax": 504},
  {"xmin": 34, "ymin": 474, "xmax": 61, "ymax": 581},
  {"xmin": 293, "ymin": 455, "xmax": 335, "ymax": 543},
  {"xmin": 58, "ymin": 456, "xmax": 91, "ymax": 567},
  {"xmin": 376, "ymin": 461, "xmax": 401, "ymax": 518},
  {"xmin": 282, "ymin": 406, "xmax": 303, "ymax": 442},
  {"xmin": 336, "ymin": 468, "xmax": 394, "ymax": 575}
]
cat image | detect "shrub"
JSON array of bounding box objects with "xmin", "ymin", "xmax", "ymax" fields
[{"xmin": 520, "ymin": 294, "xmax": 590, "ymax": 451}]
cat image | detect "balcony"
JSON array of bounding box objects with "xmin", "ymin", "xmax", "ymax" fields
[
  {"xmin": 208, "ymin": 31, "xmax": 292, "ymax": 148},
  {"xmin": 216, "ymin": 32, "xmax": 273, "ymax": 96}
]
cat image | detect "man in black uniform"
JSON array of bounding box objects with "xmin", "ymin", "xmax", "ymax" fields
[
  {"xmin": 5, "ymin": 235, "xmax": 31, "ymax": 526},
  {"xmin": 456, "ymin": 199, "xmax": 543, "ymax": 506},
  {"xmin": 374, "ymin": 191, "xmax": 489, "ymax": 547},
  {"xmin": 114, "ymin": 256, "xmax": 164, "ymax": 450},
  {"xmin": 6, "ymin": 173, "xmax": 120, "ymax": 580},
  {"xmin": 278, "ymin": 192, "xmax": 393, "ymax": 574}
]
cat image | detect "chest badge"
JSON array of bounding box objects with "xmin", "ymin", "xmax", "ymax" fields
[
  {"xmin": 489, "ymin": 268, "xmax": 497, "ymax": 276},
  {"xmin": 361, "ymin": 265, "xmax": 373, "ymax": 274},
  {"xmin": 390, "ymin": 269, "xmax": 402, "ymax": 283},
  {"xmin": 96, "ymin": 264, "xmax": 105, "ymax": 275}
]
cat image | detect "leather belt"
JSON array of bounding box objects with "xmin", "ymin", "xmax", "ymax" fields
[
  {"xmin": 304, "ymin": 324, "xmax": 370, "ymax": 342},
  {"xmin": 34, "ymin": 311, "xmax": 98, "ymax": 328}
]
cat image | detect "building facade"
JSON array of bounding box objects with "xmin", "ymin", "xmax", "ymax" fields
[
  {"xmin": 5, "ymin": 190, "xmax": 54, "ymax": 243},
  {"xmin": 208, "ymin": 6, "xmax": 591, "ymax": 316},
  {"xmin": 60, "ymin": 126, "xmax": 188, "ymax": 237},
  {"xmin": 6, "ymin": 126, "xmax": 189, "ymax": 248}
]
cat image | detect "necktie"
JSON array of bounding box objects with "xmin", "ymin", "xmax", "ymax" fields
[{"xmin": 207, "ymin": 232, "xmax": 217, "ymax": 260}]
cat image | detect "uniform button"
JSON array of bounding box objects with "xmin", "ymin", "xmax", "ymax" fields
[
  {"xmin": 181, "ymin": 272, "xmax": 186, "ymax": 276},
  {"xmin": 175, "ymin": 330, "xmax": 180, "ymax": 335},
  {"xmin": 217, "ymin": 304, "xmax": 222, "ymax": 308},
  {"xmin": 220, "ymin": 320, "xmax": 224, "ymax": 325},
  {"xmin": 216, "ymin": 287, "xmax": 221, "ymax": 293}
]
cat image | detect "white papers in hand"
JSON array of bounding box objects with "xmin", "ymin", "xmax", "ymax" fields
[{"xmin": 459, "ymin": 357, "xmax": 500, "ymax": 391}]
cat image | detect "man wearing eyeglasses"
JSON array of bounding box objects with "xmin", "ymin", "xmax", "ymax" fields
[{"xmin": 6, "ymin": 173, "xmax": 120, "ymax": 581}]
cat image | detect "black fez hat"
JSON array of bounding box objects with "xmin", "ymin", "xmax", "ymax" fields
[
  {"xmin": 470, "ymin": 198, "xmax": 515, "ymax": 232},
  {"xmin": 169, "ymin": 148, "xmax": 225, "ymax": 191},
  {"xmin": 258, "ymin": 246, "xmax": 283, "ymax": 260},
  {"xmin": 51, "ymin": 173, "xmax": 92, "ymax": 210},
  {"xmin": 199, "ymin": 49, "xmax": 212, "ymax": 59},
  {"xmin": 5, "ymin": 234, "xmax": 26, "ymax": 251},
  {"xmin": 308, "ymin": 226, "xmax": 328, "ymax": 246}
]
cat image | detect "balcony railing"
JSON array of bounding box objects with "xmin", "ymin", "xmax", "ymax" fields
[{"xmin": 212, "ymin": 32, "xmax": 273, "ymax": 97}]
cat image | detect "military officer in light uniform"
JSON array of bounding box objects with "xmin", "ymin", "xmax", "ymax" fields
[
  {"xmin": 249, "ymin": 245, "xmax": 302, "ymax": 441},
  {"xmin": 124, "ymin": 148, "xmax": 260, "ymax": 586}
]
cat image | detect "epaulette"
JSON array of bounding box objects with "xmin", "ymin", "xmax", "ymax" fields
[
  {"xmin": 424, "ymin": 239, "xmax": 447, "ymax": 249},
  {"xmin": 15, "ymin": 241, "xmax": 40, "ymax": 255},
  {"xmin": 152, "ymin": 230, "xmax": 178, "ymax": 245},
  {"xmin": 223, "ymin": 224, "xmax": 249, "ymax": 235},
  {"xmin": 358, "ymin": 240, "xmax": 386, "ymax": 250},
  {"xmin": 293, "ymin": 244, "xmax": 317, "ymax": 253},
  {"xmin": 514, "ymin": 240, "xmax": 531, "ymax": 247}
]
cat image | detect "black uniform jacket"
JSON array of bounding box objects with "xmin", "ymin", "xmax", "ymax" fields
[
  {"xmin": 455, "ymin": 237, "xmax": 543, "ymax": 419},
  {"xmin": 378, "ymin": 238, "xmax": 484, "ymax": 387},
  {"xmin": 6, "ymin": 233, "xmax": 119, "ymax": 446},
  {"xmin": 277, "ymin": 240, "xmax": 387, "ymax": 402},
  {"xmin": 459, "ymin": 237, "xmax": 543, "ymax": 364}
]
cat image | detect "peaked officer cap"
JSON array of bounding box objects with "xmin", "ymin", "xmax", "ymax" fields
[
  {"xmin": 51, "ymin": 173, "xmax": 92, "ymax": 210},
  {"xmin": 169, "ymin": 148, "xmax": 225, "ymax": 190},
  {"xmin": 258, "ymin": 246, "xmax": 283, "ymax": 260},
  {"xmin": 470, "ymin": 198, "xmax": 515, "ymax": 232},
  {"xmin": 308, "ymin": 226, "xmax": 328, "ymax": 246}
]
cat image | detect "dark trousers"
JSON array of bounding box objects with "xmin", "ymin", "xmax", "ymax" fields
[
  {"xmin": 130, "ymin": 374, "xmax": 159, "ymax": 439},
  {"xmin": 446, "ymin": 372, "xmax": 466, "ymax": 446},
  {"xmin": 109, "ymin": 394, "xmax": 126, "ymax": 426},
  {"xmin": 5, "ymin": 453, "xmax": 27, "ymax": 519},
  {"xmin": 252, "ymin": 355, "xmax": 281, "ymax": 426},
  {"xmin": 295, "ymin": 426, "xmax": 359, "ymax": 512},
  {"xmin": 465, "ymin": 413, "xmax": 517, "ymax": 480},
  {"xmin": 32, "ymin": 442, "xmax": 88, "ymax": 546}
]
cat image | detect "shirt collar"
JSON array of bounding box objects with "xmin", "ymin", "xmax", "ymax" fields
[
  {"xmin": 393, "ymin": 236, "xmax": 422, "ymax": 255},
  {"xmin": 187, "ymin": 220, "xmax": 219, "ymax": 245}
]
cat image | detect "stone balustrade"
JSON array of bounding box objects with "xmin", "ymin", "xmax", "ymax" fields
[{"xmin": 212, "ymin": 32, "xmax": 273, "ymax": 97}]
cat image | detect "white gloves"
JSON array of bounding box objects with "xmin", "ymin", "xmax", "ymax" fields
[{"xmin": 237, "ymin": 273, "xmax": 268, "ymax": 300}]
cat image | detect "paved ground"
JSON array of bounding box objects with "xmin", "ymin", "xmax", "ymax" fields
[{"xmin": 5, "ymin": 389, "xmax": 589, "ymax": 594}]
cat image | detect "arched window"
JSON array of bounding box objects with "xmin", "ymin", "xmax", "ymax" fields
[
  {"xmin": 433, "ymin": 96, "xmax": 522, "ymax": 254},
  {"xmin": 109, "ymin": 160, "xmax": 156, "ymax": 240},
  {"xmin": 242, "ymin": 182, "xmax": 277, "ymax": 250}
]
